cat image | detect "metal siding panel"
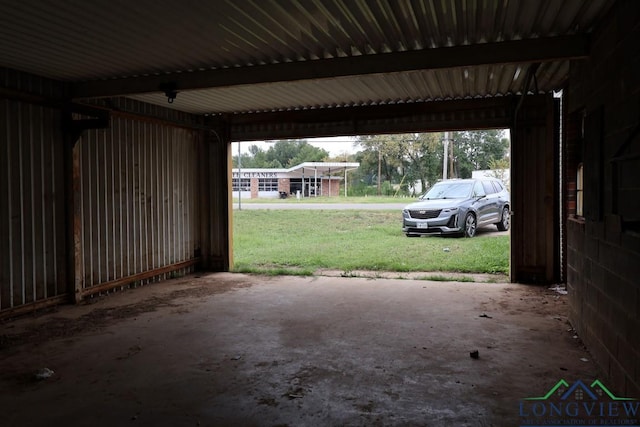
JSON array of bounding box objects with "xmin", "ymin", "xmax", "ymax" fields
[
  {"xmin": 144, "ymin": 122, "xmax": 151, "ymax": 277},
  {"xmin": 7, "ymin": 100, "xmax": 19, "ymax": 308},
  {"xmin": 0, "ymin": 99, "xmax": 8, "ymax": 310},
  {"xmin": 107, "ymin": 128, "xmax": 116, "ymax": 282},
  {"xmin": 114, "ymin": 119, "xmax": 124, "ymax": 280},
  {"xmin": 0, "ymin": 97, "xmax": 66, "ymax": 313},
  {"xmin": 13, "ymin": 101, "xmax": 25, "ymax": 307},
  {"xmin": 31, "ymin": 105, "xmax": 45, "ymax": 300},
  {"xmin": 77, "ymin": 115, "xmax": 200, "ymax": 293},
  {"xmin": 125, "ymin": 121, "xmax": 134, "ymax": 278}
]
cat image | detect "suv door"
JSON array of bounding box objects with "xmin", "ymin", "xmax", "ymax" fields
[
  {"xmin": 479, "ymin": 180, "xmax": 500, "ymax": 224},
  {"xmin": 472, "ymin": 180, "xmax": 491, "ymax": 225}
]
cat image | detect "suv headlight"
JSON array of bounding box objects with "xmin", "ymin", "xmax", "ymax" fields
[{"xmin": 442, "ymin": 207, "xmax": 459, "ymax": 213}]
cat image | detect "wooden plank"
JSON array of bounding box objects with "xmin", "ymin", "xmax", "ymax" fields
[
  {"xmin": 71, "ymin": 135, "xmax": 83, "ymax": 302},
  {"xmin": 510, "ymin": 95, "xmax": 560, "ymax": 284},
  {"xmin": 78, "ymin": 258, "xmax": 200, "ymax": 298},
  {"xmin": 0, "ymin": 294, "xmax": 69, "ymax": 320}
]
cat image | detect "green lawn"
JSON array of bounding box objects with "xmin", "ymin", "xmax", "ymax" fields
[
  {"xmin": 234, "ymin": 195, "xmax": 415, "ymax": 204},
  {"xmin": 232, "ymin": 210, "xmax": 509, "ymax": 277}
]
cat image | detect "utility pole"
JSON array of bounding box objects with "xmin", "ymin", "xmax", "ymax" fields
[
  {"xmin": 443, "ymin": 132, "xmax": 449, "ymax": 180},
  {"xmin": 449, "ymin": 135, "xmax": 454, "ymax": 179},
  {"xmin": 344, "ymin": 152, "xmax": 348, "ymax": 197},
  {"xmin": 237, "ymin": 141, "xmax": 242, "ymax": 211},
  {"xmin": 377, "ymin": 146, "xmax": 382, "ymax": 195}
]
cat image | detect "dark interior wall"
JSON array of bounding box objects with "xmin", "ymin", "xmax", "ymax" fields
[
  {"xmin": 0, "ymin": 99, "xmax": 67, "ymax": 310},
  {"xmin": 0, "ymin": 69, "xmax": 68, "ymax": 313},
  {"xmin": 566, "ymin": 0, "xmax": 640, "ymax": 396},
  {"xmin": 0, "ymin": 80, "xmax": 231, "ymax": 315}
]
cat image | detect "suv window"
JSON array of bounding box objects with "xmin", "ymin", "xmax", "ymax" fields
[
  {"xmin": 492, "ymin": 181, "xmax": 504, "ymax": 192},
  {"xmin": 473, "ymin": 181, "xmax": 486, "ymax": 197},
  {"xmin": 482, "ymin": 180, "xmax": 496, "ymax": 194}
]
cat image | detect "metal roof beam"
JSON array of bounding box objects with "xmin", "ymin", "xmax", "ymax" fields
[
  {"xmin": 72, "ymin": 35, "xmax": 589, "ymax": 99},
  {"xmin": 227, "ymin": 97, "xmax": 522, "ymax": 141}
]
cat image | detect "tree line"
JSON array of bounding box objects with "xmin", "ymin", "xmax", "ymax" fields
[{"xmin": 232, "ymin": 130, "xmax": 509, "ymax": 196}]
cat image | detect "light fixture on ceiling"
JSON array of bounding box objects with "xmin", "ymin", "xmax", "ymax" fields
[{"xmin": 159, "ymin": 82, "xmax": 178, "ymax": 104}]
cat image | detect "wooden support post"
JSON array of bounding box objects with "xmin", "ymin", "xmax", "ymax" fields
[
  {"xmin": 199, "ymin": 121, "xmax": 231, "ymax": 271},
  {"xmin": 62, "ymin": 105, "xmax": 109, "ymax": 302}
]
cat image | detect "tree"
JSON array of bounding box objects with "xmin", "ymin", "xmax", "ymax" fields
[
  {"xmin": 355, "ymin": 134, "xmax": 405, "ymax": 195},
  {"xmin": 355, "ymin": 133, "xmax": 443, "ymax": 196},
  {"xmin": 451, "ymin": 130, "xmax": 509, "ymax": 178},
  {"xmin": 487, "ymin": 157, "xmax": 511, "ymax": 190},
  {"xmin": 400, "ymin": 133, "xmax": 442, "ymax": 195},
  {"xmin": 232, "ymin": 139, "xmax": 329, "ymax": 168}
]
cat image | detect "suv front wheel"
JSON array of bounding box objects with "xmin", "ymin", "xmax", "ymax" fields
[{"xmin": 463, "ymin": 213, "xmax": 477, "ymax": 238}]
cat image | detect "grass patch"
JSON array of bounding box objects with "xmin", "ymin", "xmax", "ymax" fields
[
  {"xmin": 232, "ymin": 264, "xmax": 315, "ymax": 276},
  {"xmin": 234, "ymin": 195, "xmax": 413, "ymax": 204},
  {"xmin": 232, "ymin": 210, "xmax": 509, "ymax": 275}
]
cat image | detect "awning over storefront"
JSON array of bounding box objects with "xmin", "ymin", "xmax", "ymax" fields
[
  {"xmin": 286, "ymin": 162, "xmax": 359, "ymax": 178},
  {"xmin": 233, "ymin": 162, "xmax": 360, "ymax": 179}
]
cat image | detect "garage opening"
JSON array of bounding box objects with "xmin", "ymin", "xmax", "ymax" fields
[{"xmin": 231, "ymin": 130, "xmax": 512, "ymax": 280}]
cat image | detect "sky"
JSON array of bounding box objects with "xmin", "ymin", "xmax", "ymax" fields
[
  {"xmin": 231, "ymin": 136, "xmax": 359, "ymax": 158},
  {"xmin": 231, "ymin": 130, "xmax": 512, "ymax": 158}
]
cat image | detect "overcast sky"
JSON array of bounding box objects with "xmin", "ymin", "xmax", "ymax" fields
[
  {"xmin": 232, "ymin": 131, "xmax": 511, "ymax": 158},
  {"xmin": 232, "ymin": 136, "xmax": 359, "ymax": 158}
]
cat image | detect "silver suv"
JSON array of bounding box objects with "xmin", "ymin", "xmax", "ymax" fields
[{"xmin": 402, "ymin": 178, "xmax": 510, "ymax": 238}]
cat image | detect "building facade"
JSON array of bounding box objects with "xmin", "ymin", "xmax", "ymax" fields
[{"xmin": 232, "ymin": 162, "xmax": 359, "ymax": 199}]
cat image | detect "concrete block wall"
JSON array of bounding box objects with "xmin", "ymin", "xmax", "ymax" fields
[{"xmin": 566, "ymin": 0, "xmax": 640, "ymax": 397}]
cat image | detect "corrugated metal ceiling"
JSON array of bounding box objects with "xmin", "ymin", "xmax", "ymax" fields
[
  {"xmin": 0, "ymin": 0, "xmax": 614, "ymax": 114},
  {"xmin": 130, "ymin": 62, "xmax": 567, "ymax": 114}
]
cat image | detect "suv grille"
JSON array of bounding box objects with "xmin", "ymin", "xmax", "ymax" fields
[{"xmin": 409, "ymin": 209, "xmax": 442, "ymax": 219}]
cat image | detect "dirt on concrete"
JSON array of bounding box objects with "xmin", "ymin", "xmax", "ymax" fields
[{"xmin": 0, "ymin": 273, "xmax": 599, "ymax": 426}]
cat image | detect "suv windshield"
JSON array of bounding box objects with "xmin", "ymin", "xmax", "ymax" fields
[{"xmin": 422, "ymin": 182, "xmax": 473, "ymax": 199}]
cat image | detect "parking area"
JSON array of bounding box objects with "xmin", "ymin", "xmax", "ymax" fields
[{"xmin": 0, "ymin": 273, "xmax": 596, "ymax": 426}]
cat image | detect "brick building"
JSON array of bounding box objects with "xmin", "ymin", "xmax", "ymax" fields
[{"xmin": 232, "ymin": 162, "xmax": 359, "ymax": 199}]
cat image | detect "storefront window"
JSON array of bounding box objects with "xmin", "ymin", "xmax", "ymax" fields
[
  {"xmin": 232, "ymin": 178, "xmax": 251, "ymax": 191},
  {"xmin": 258, "ymin": 178, "xmax": 278, "ymax": 191}
]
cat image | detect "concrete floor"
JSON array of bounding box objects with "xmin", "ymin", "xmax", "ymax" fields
[{"xmin": 0, "ymin": 273, "xmax": 599, "ymax": 426}]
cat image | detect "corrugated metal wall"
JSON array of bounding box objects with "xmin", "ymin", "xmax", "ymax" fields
[
  {"xmin": 1, "ymin": 86, "xmax": 218, "ymax": 314},
  {"xmin": 0, "ymin": 99, "xmax": 67, "ymax": 311},
  {"xmin": 77, "ymin": 115, "xmax": 201, "ymax": 292}
]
